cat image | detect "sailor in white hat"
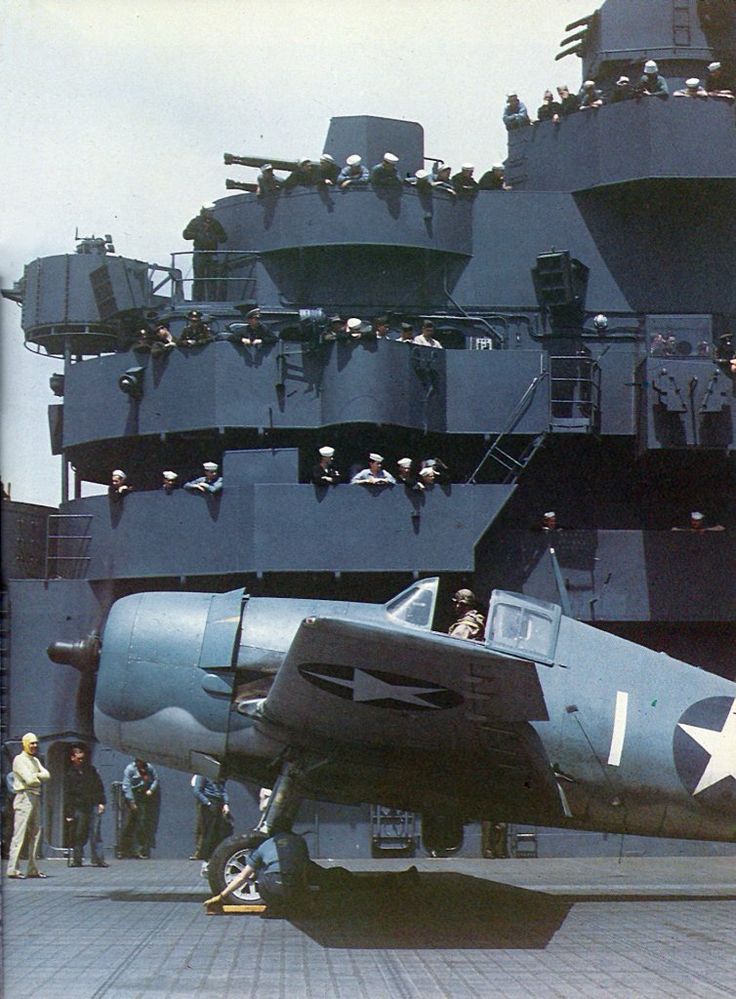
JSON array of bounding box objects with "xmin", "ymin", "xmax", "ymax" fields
[
  {"xmin": 674, "ymin": 78, "xmax": 707, "ymax": 99},
  {"xmin": 318, "ymin": 153, "xmax": 340, "ymax": 185},
  {"xmin": 396, "ymin": 457, "xmax": 423, "ymax": 491},
  {"xmin": 451, "ymin": 163, "xmax": 479, "ymax": 198},
  {"xmin": 370, "ymin": 152, "xmax": 402, "ymax": 188},
  {"xmin": 338, "ymin": 155, "xmax": 370, "ymax": 188},
  {"xmin": 311, "ymin": 445, "xmax": 341, "ymax": 486},
  {"xmin": 184, "ymin": 462, "xmax": 223, "ymax": 495},
  {"xmin": 162, "ymin": 470, "xmax": 179, "ymax": 493},
  {"xmin": 350, "ymin": 452, "xmax": 397, "ymax": 486},
  {"xmin": 640, "ymin": 59, "xmax": 669, "ymax": 98},
  {"xmin": 109, "ymin": 469, "xmax": 132, "ymax": 502}
]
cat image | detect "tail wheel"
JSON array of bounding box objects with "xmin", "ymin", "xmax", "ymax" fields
[{"xmin": 207, "ymin": 832, "xmax": 268, "ymax": 901}]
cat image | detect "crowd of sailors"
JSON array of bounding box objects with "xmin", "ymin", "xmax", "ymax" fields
[{"xmin": 504, "ymin": 59, "xmax": 735, "ymax": 130}]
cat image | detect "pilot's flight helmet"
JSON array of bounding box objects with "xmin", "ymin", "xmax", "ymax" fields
[{"xmin": 453, "ymin": 588, "xmax": 477, "ymax": 607}]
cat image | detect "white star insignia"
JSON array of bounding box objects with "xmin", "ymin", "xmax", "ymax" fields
[
  {"xmin": 302, "ymin": 667, "xmax": 446, "ymax": 708},
  {"xmin": 678, "ymin": 697, "xmax": 736, "ymax": 795}
]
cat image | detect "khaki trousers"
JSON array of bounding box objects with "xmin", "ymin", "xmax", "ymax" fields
[{"xmin": 8, "ymin": 791, "xmax": 42, "ymax": 875}]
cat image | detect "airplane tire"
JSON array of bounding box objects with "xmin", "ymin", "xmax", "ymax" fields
[{"xmin": 207, "ymin": 832, "xmax": 268, "ymax": 902}]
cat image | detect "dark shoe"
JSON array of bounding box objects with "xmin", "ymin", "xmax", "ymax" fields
[
  {"xmin": 7, "ymin": 872, "xmax": 25, "ymax": 879},
  {"xmin": 70, "ymin": 861, "xmax": 83, "ymax": 868},
  {"xmin": 27, "ymin": 872, "xmax": 48, "ymax": 878},
  {"xmin": 92, "ymin": 861, "xmax": 109, "ymax": 868},
  {"xmin": 137, "ymin": 852, "xmax": 150, "ymax": 859}
]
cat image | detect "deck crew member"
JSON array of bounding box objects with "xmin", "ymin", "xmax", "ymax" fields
[
  {"xmin": 178, "ymin": 310, "xmax": 213, "ymax": 347},
  {"xmin": 119, "ymin": 758, "xmax": 160, "ymax": 859},
  {"xmin": 182, "ymin": 204, "xmax": 227, "ymax": 301},
  {"xmin": 184, "ymin": 462, "xmax": 223, "ymax": 494},
  {"xmin": 317, "ymin": 153, "xmax": 339, "ymax": 185},
  {"xmin": 351, "ymin": 453, "xmax": 396, "ymax": 486},
  {"xmin": 234, "ymin": 307, "xmax": 273, "ymax": 347},
  {"xmin": 108, "ymin": 469, "xmax": 132, "ymax": 502},
  {"xmin": 370, "ymin": 152, "xmax": 401, "ymax": 188},
  {"xmin": 192, "ymin": 776, "xmax": 232, "ymax": 875},
  {"xmin": 338, "ymin": 155, "xmax": 370, "ymax": 188},
  {"xmin": 451, "ymin": 164, "xmax": 479, "ymax": 198},
  {"xmin": 414, "ymin": 320, "xmax": 443, "ymax": 348},
  {"xmin": 638, "ymin": 60, "xmax": 669, "ymax": 99},
  {"xmin": 162, "ymin": 470, "xmax": 179, "ymax": 493},
  {"xmin": 283, "ymin": 158, "xmax": 316, "ymax": 190},
  {"xmin": 502, "ymin": 92, "xmax": 530, "ymax": 129},
  {"xmin": 204, "ymin": 831, "xmax": 314, "ymax": 915},
  {"xmin": 396, "ymin": 458, "xmax": 423, "ymax": 491},
  {"xmin": 311, "ymin": 446, "xmax": 341, "ymax": 486},
  {"xmin": 448, "ymin": 589, "xmax": 486, "ymax": 641},
  {"xmin": 7, "ymin": 733, "xmax": 50, "ymax": 879},
  {"xmin": 64, "ymin": 744, "xmax": 108, "ymax": 868},
  {"xmin": 257, "ymin": 164, "xmax": 282, "ymax": 196}
]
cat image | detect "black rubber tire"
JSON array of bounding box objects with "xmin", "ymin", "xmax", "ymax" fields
[{"xmin": 207, "ymin": 832, "xmax": 268, "ymax": 901}]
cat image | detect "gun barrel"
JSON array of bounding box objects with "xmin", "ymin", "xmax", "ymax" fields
[
  {"xmin": 225, "ymin": 179, "xmax": 259, "ymax": 193},
  {"xmin": 223, "ymin": 153, "xmax": 301, "ymax": 172}
]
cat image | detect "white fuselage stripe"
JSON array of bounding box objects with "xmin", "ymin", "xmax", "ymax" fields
[{"xmin": 607, "ymin": 690, "xmax": 629, "ymax": 766}]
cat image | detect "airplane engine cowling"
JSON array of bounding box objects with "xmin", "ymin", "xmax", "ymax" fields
[
  {"xmin": 94, "ymin": 588, "xmax": 249, "ymax": 773},
  {"xmin": 420, "ymin": 813, "xmax": 464, "ymax": 857}
]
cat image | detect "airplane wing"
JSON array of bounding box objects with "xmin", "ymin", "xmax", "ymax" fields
[{"xmin": 258, "ymin": 616, "xmax": 566, "ymax": 818}]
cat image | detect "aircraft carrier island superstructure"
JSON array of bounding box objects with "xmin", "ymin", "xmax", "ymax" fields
[{"xmin": 2, "ymin": 0, "xmax": 735, "ymax": 859}]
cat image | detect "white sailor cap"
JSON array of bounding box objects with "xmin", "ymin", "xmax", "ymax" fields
[
  {"xmin": 203, "ymin": 462, "xmax": 219, "ymax": 472},
  {"xmin": 415, "ymin": 168, "xmax": 429, "ymax": 179},
  {"xmin": 686, "ymin": 78, "xmax": 700, "ymax": 88},
  {"xmin": 584, "ymin": 80, "xmax": 595, "ymax": 88},
  {"xmin": 202, "ymin": 202, "xmax": 216, "ymax": 211},
  {"xmin": 461, "ymin": 163, "xmax": 474, "ymax": 171},
  {"xmin": 644, "ymin": 60, "xmax": 658, "ymax": 73},
  {"xmin": 506, "ymin": 90, "xmax": 518, "ymax": 98},
  {"xmin": 346, "ymin": 317, "xmax": 363, "ymax": 331},
  {"xmin": 594, "ymin": 313, "xmax": 609, "ymax": 327},
  {"xmin": 112, "ymin": 469, "xmax": 126, "ymax": 479},
  {"xmin": 492, "ymin": 163, "xmax": 504, "ymax": 171},
  {"xmin": 419, "ymin": 466, "xmax": 437, "ymax": 478},
  {"xmin": 261, "ymin": 163, "xmax": 274, "ymax": 172},
  {"xmin": 298, "ymin": 157, "xmax": 311, "ymax": 166},
  {"xmin": 369, "ymin": 453, "xmax": 384, "ymax": 463},
  {"xmin": 543, "ymin": 510, "xmax": 556, "ymax": 519},
  {"xmin": 690, "ymin": 511, "xmax": 704, "ymax": 521},
  {"xmin": 397, "ymin": 458, "xmax": 413, "ymax": 468},
  {"xmin": 163, "ymin": 470, "xmax": 178, "ymax": 480},
  {"xmin": 346, "ymin": 154, "xmax": 362, "ymax": 166},
  {"xmin": 708, "ymin": 62, "xmax": 721, "ymax": 72},
  {"xmin": 383, "ymin": 152, "xmax": 399, "ymax": 163},
  {"xmin": 320, "ymin": 153, "xmax": 335, "ymax": 163},
  {"xmin": 616, "ymin": 76, "xmax": 630, "ymax": 85},
  {"xmin": 319, "ymin": 446, "xmax": 335, "ymax": 457},
  {"xmin": 437, "ymin": 164, "xmax": 451, "ymax": 173}
]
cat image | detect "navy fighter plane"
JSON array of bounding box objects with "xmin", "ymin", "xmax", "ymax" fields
[{"xmin": 51, "ymin": 577, "xmax": 736, "ymax": 897}]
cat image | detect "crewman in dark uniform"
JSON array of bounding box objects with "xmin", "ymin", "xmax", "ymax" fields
[
  {"xmin": 256, "ymin": 164, "xmax": 282, "ymax": 196},
  {"xmin": 64, "ymin": 745, "xmax": 108, "ymax": 868},
  {"xmin": 231, "ymin": 307, "xmax": 274, "ymax": 348},
  {"xmin": 311, "ymin": 445, "xmax": 341, "ymax": 486},
  {"xmin": 637, "ymin": 60, "xmax": 669, "ymax": 99},
  {"xmin": 317, "ymin": 153, "xmax": 340, "ymax": 185},
  {"xmin": 182, "ymin": 204, "xmax": 227, "ymax": 301},
  {"xmin": 451, "ymin": 164, "xmax": 479, "ymax": 198},
  {"xmin": 370, "ymin": 153, "xmax": 402, "ymax": 188},
  {"xmin": 396, "ymin": 458, "xmax": 423, "ymax": 491},
  {"xmin": 610, "ymin": 76, "xmax": 635, "ymax": 103},
  {"xmin": 478, "ymin": 164, "xmax": 508, "ymax": 190},
  {"xmin": 149, "ymin": 322, "xmax": 177, "ymax": 358},
  {"xmin": 204, "ymin": 830, "xmax": 313, "ymax": 915},
  {"xmin": 108, "ymin": 470, "xmax": 132, "ymax": 502},
  {"xmin": 178, "ymin": 310, "xmax": 213, "ymax": 348},
  {"xmin": 283, "ymin": 158, "xmax": 317, "ymax": 191},
  {"xmin": 119, "ymin": 758, "xmax": 160, "ymax": 859},
  {"xmin": 715, "ymin": 332, "xmax": 735, "ymax": 378},
  {"xmin": 448, "ymin": 589, "xmax": 486, "ymax": 641}
]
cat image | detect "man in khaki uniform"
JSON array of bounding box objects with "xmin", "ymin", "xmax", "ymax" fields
[
  {"xmin": 448, "ymin": 590, "xmax": 486, "ymax": 642},
  {"xmin": 7, "ymin": 732, "xmax": 50, "ymax": 879}
]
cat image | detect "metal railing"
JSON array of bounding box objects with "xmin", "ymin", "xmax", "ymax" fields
[
  {"xmin": 548, "ymin": 355, "xmax": 601, "ymax": 432},
  {"xmin": 169, "ymin": 250, "xmax": 261, "ymax": 305}
]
